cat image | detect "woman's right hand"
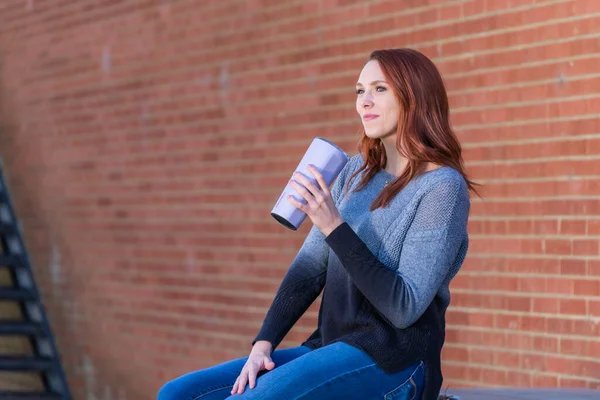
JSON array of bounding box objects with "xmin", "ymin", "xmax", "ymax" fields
[{"xmin": 230, "ymin": 341, "xmax": 275, "ymax": 395}]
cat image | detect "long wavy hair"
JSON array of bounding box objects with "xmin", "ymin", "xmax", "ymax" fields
[{"xmin": 347, "ymin": 48, "xmax": 480, "ymax": 210}]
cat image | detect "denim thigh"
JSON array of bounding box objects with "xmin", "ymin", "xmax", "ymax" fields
[
  {"xmin": 224, "ymin": 342, "xmax": 424, "ymax": 400},
  {"xmin": 157, "ymin": 345, "xmax": 311, "ymax": 400}
]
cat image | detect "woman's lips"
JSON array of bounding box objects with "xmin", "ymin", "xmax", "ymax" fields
[{"xmin": 363, "ymin": 114, "xmax": 379, "ymax": 121}]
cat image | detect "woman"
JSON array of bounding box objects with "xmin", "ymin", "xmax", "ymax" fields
[{"xmin": 158, "ymin": 48, "xmax": 478, "ymax": 400}]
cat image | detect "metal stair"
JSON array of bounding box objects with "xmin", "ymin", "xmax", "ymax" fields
[{"xmin": 0, "ymin": 163, "xmax": 71, "ymax": 399}]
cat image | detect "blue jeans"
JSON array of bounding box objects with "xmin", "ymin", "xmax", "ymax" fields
[{"xmin": 158, "ymin": 342, "xmax": 424, "ymax": 400}]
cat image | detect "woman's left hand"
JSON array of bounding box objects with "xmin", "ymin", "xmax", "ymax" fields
[{"xmin": 287, "ymin": 165, "xmax": 344, "ymax": 237}]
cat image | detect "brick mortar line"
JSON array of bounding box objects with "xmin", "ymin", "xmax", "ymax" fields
[
  {"xmin": 453, "ymin": 93, "xmax": 600, "ymax": 113},
  {"xmin": 474, "ymin": 174, "xmax": 600, "ymax": 184},
  {"xmin": 471, "ymin": 195, "xmax": 600, "ymax": 202},
  {"xmin": 9, "ymin": 1, "xmax": 579, "ymax": 92},
  {"xmin": 452, "ymin": 288, "xmax": 599, "ymax": 301},
  {"xmin": 444, "ymin": 343, "xmax": 600, "ymax": 361},
  {"xmin": 89, "ymin": 292, "xmax": 321, "ymax": 316},
  {"xmin": 99, "ymin": 313, "xmax": 317, "ymax": 336},
  {"xmin": 36, "ymin": 139, "xmax": 361, "ymax": 166},
  {"xmin": 61, "ymin": 228, "xmax": 306, "ymax": 241},
  {"xmin": 67, "ymin": 241, "xmax": 304, "ymax": 254},
  {"xmin": 104, "ymin": 307, "xmax": 267, "ymax": 325},
  {"xmin": 60, "ymin": 198, "xmax": 281, "ymax": 208},
  {"xmin": 446, "ymin": 322, "xmax": 600, "ymax": 339},
  {"xmin": 99, "ymin": 319, "xmax": 263, "ymax": 341},
  {"xmin": 59, "ymin": 222, "xmax": 292, "ymax": 234},
  {"xmin": 83, "ymin": 283, "xmax": 275, "ymax": 301},
  {"xmin": 437, "ymin": 379, "xmax": 496, "ymax": 388},
  {"xmin": 65, "ymin": 238, "xmax": 301, "ymax": 254},
  {"xmin": 17, "ymin": 119, "xmax": 357, "ymax": 144},
  {"xmin": 464, "ymin": 133, "xmax": 600, "ymax": 150},
  {"xmin": 93, "ymin": 269, "xmax": 282, "ymax": 283},
  {"xmin": 87, "ymin": 294, "xmax": 279, "ymax": 313},
  {"xmin": 448, "ymin": 65, "xmax": 600, "ymax": 93},
  {"xmin": 457, "ymin": 113, "xmax": 600, "ymax": 131},
  {"xmin": 458, "ymin": 271, "xmax": 597, "ymax": 279},
  {"xmin": 76, "ymin": 260, "xmax": 290, "ymax": 272},
  {"xmin": 471, "ymin": 215, "xmax": 600, "ymax": 221},
  {"xmin": 466, "ymin": 252, "xmax": 600, "ymax": 260}
]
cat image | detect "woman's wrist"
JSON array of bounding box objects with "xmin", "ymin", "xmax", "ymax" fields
[{"xmin": 253, "ymin": 340, "xmax": 273, "ymax": 354}]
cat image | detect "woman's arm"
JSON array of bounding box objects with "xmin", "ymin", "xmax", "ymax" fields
[
  {"xmin": 325, "ymin": 178, "xmax": 470, "ymax": 329},
  {"xmin": 252, "ymin": 158, "xmax": 356, "ymax": 350},
  {"xmin": 251, "ymin": 224, "xmax": 328, "ymax": 349}
]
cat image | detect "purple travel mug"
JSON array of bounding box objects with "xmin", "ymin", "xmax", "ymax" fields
[{"xmin": 271, "ymin": 137, "xmax": 350, "ymax": 231}]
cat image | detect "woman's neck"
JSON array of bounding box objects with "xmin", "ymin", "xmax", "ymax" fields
[
  {"xmin": 380, "ymin": 136, "xmax": 440, "ymax": 176},
  {"xmin": 380, "ymin": 136, "xmax": 407, "ymax": 176}
]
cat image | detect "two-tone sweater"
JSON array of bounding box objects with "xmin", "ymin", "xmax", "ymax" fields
[{"xmin": 253, "ymin": 154, "xmax": 470, "ymax": 399}]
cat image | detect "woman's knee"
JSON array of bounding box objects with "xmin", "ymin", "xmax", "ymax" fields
[{"xmin": 157, "ymin": 379, "xmax": 180, "ymax": 400}]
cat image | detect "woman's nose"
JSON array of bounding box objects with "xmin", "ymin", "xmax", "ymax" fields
[{"xmin": 361, "ymin": 95, "xmax": 374, "ymax": 108}]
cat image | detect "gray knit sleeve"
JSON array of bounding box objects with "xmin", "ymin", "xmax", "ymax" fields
[
  {"xmin": 394, "ymin": 177, "xmax": 470, "ymax": 326},
  {"xmin": 326, "ymin": 176, "xmax": 470, "ymax": 329}
]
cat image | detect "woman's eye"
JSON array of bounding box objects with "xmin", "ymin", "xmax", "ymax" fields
[
  {"xmin": 376, "ymin": 86, "xmax": 386, "ymax": 92},
  {"xmin": 356, "ymin": 89, "xmax": 364, "ymax": 95}
]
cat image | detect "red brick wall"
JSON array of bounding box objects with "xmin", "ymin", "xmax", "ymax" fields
[{"xmin": 0, "ymin": 0, "xmax": 599, "ymax": 397}]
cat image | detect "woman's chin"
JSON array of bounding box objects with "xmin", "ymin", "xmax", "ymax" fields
[{"xmin": 364, "ymin": 130, "xmax": 383, "ymax": 139}]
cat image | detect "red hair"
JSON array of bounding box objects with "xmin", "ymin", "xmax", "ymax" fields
[{"xmin": 347, "ymin": 48, "xmax": 480, "ymax": 210}]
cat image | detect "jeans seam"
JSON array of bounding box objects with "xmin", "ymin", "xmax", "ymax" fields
[
  {"xmin": 190, "ymin": 383, "xmax": 234, "ymax": 400},
  {"xmin": 408, "ymin": 377, "xmax": 416, "ymax": 400},
  {"xmin": 292, "ymin": 362, "xmax": 377, "ymax": 400},
  {"xmin": 384, "ymin": 361, "xmax": 424, "ymax": 399}
]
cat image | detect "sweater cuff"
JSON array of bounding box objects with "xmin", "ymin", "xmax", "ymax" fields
[
  {"xmin": 325, "ymin": 222, "xmax": 364, "ymax": 254},
  {"xmin": 251, "ymin": 328, "xmax": 279, "ymax": 350}
]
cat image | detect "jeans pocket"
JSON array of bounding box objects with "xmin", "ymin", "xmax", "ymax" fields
[{"xmin": 383, "ymin": 361, "xmax": 424, "ymax": 400}]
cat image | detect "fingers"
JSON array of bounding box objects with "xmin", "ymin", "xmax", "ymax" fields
[
  {"xmin": 231, "ymin": 356, "xmax": 275, "ymax": 396},
  {"xmin": 231, "ymin": 376, "xmax": 240, "ymax": 395},
  {"xmin": 231, "ymin": 366, "xmax": 249, "ymax": 395},
  {"xmin": 292, "ymin": 171, "xmax": 321, "ymax": 199},
  {"xmin": 236, "ymin": 370, "xmax": 249, "ymax": 395},
  {"xmin": 307, "ymin": 165, "xmax": 330, "ymax": 196},
  {"xmin": 248, "ymin": 365, "xmax": 258, "ymax": 389},
  {"xmin": 289, "ymin": 180, "xmax": 313, "ymax": 207},
  {"xmin": 264, "ymin": 356, "xmax": 275, "ymax": 370}
]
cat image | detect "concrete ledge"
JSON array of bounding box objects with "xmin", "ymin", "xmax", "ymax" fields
[{"xmin": 440, "ymin": 389, "xmax": 600, "ymax": 400}]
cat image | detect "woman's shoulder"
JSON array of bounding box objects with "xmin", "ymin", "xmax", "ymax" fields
[
  {"xmin": 417, "ymin": 166, "xmax": 470, "ymax": 201},
  {"xmin": 339, "ymin": 153, "xmax": 364, "ymax": 180},
  {"xmin": 347, "ymin": 153, "xmax": 364, "ymax": 169}
]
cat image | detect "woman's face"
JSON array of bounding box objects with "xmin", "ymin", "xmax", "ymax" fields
[{"xmin": 355, "ymin": 60, "xmax": 400, "ymax": 140}]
